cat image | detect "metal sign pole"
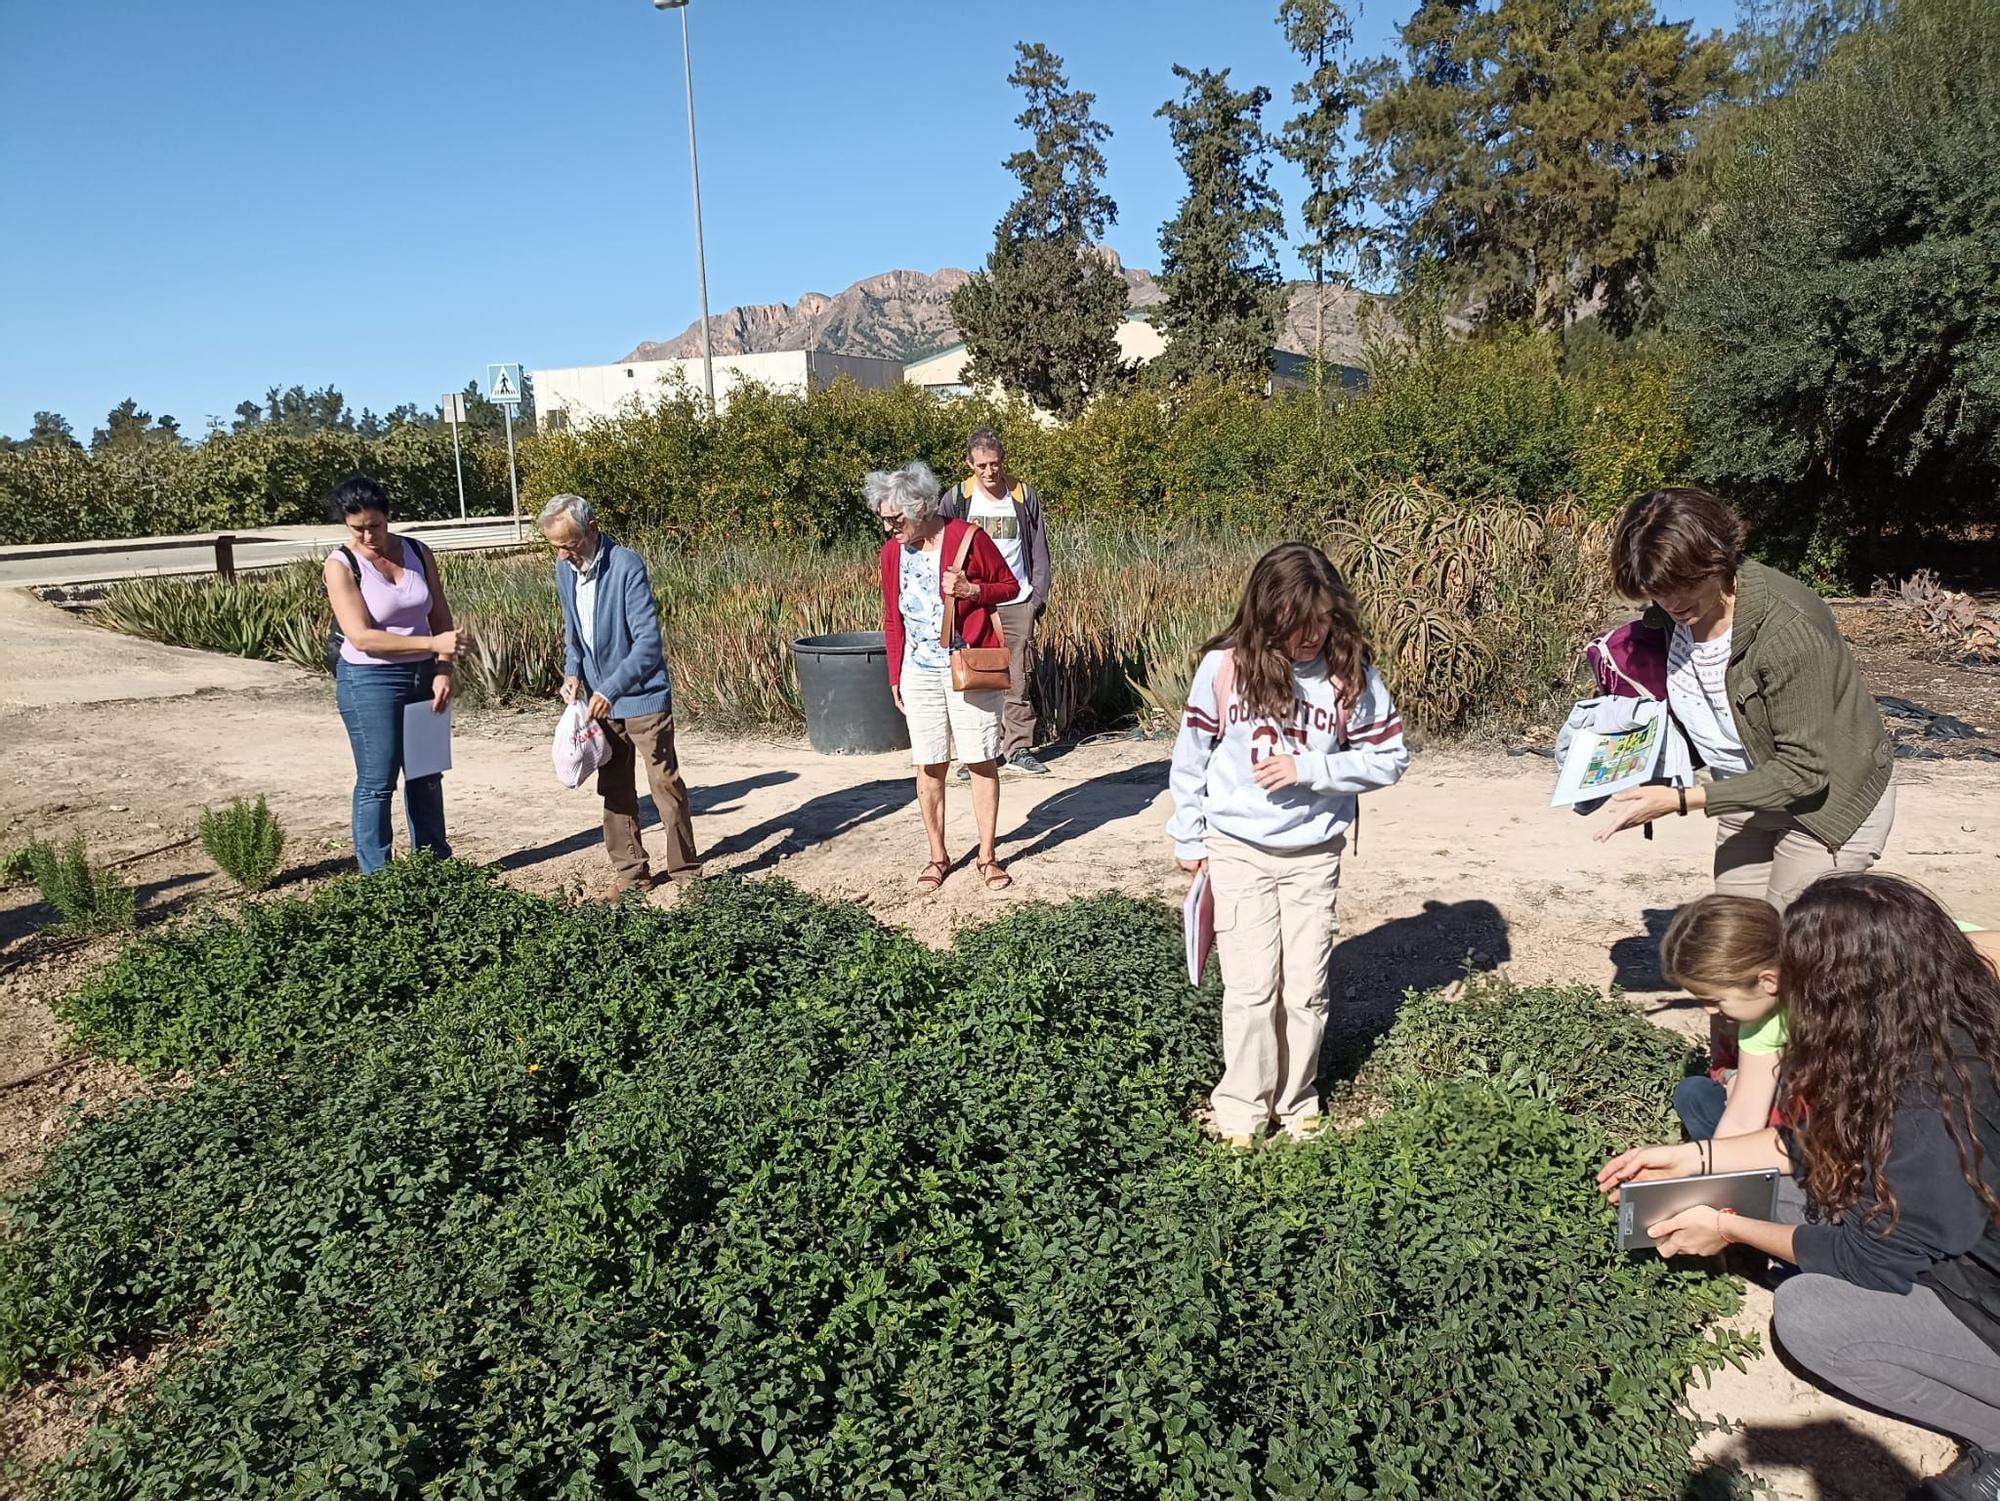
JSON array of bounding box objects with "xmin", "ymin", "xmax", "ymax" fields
[
  {"xmin": 502, "ymin": 403, "xmax": 521, "ymax": 540},
  {"xmin": 448, "ymin": 407, "xmax": 467, "ymax": 520}
]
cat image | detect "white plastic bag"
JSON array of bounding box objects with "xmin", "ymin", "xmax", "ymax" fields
[{"xmin": 552, "ymin": 700, "xmax": 612, "ymax": 789}]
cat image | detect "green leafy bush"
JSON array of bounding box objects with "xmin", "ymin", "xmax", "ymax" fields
[
  {"xmin": 0, "ymin": 427, "xmax": 512, "ymax": 547},
  {"xmin": 196, "ymin": 797, "xmax": 287, "ymax": 892},
  {"xmin": 1355, "ymin": 970, "xmax": 1696, "ymax": 1147},
  {"xmin": 14, "ymin": 838, "xmax": 135, "ymax": 937},
  {"xmin": 6, "ymin": 864, "xmax": 1745, "ymax": 1498}
]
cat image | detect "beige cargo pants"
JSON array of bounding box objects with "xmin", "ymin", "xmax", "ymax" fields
[{"xmin": 1206, "ymin": 831, "xmax": 1344, "ymax": 1137}]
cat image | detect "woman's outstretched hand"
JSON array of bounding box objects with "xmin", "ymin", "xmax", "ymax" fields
[{"xmin": 1596, "ymin": 1141, "xmax": 1699, "ymax": 1199}]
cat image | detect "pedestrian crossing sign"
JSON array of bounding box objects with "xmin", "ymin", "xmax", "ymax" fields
[{"xmin": 487, "ymin": 363, "xmax": 523, "ymax": 406}]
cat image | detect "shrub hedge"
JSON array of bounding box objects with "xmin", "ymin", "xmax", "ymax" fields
[
  {"xmin": 4, "ymin": 328, "xmax": 1686, "ymax": 547},
  {"xmin": 0, "ymin": 427, "xmax": 514, "ymax": 546},
  {"xmin": 4, "ymin": 860, "xmax": 1749, "ymax": 1498}
]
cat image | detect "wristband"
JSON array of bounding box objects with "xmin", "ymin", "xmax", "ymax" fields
[{"xmin": 1678, "ymin": 786, "xmax": 1688, "ymax": 817}]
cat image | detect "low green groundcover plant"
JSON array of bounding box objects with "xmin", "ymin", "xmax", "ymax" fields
[{"xmin": 3, "ymin": 860, "xmax": 1749, "ymax": 1498}]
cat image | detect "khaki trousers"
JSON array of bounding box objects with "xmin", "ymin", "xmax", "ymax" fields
[
  {"xmin": 598, "ymin": 710, "xmax": 700, "ymax": 886},
  {"xmin": 1712, "ymin": 773, "xmax": 1896, "ymax": 912},
  {"xmin": 1207, "ymin": 832, "xmax": 1344, "ymax": 1136},
  {"xmin": 994, "ymin": 600, "xmax": 1040, "ymax": 758}
]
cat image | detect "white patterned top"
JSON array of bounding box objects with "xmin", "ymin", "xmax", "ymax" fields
[{"xmin": 1668, "ymin": 624, "xmax": 1751, "ymax": 777}]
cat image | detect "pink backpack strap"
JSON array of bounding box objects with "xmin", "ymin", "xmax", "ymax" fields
[{"xmin": 1211, "ymin": 649, "xmax": 1235, "ymax": 732}]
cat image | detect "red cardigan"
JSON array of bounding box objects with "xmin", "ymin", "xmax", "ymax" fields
[{"xmin": 880, "ymin": 519, "xmax": 1017, "ymax": 688}]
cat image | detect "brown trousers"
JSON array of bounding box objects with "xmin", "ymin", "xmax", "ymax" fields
[
  {"xmin": 994, "ymin": 600, "xmax": 1041, "ymax": 758},
  {"xmin": 597, "ymin": 710, "xmax": 700, "ymax": 885}
]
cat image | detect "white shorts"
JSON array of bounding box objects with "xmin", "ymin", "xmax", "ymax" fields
[{"xmin": 900, "ymin": 660, "xmax": 1002, "ymax": 768}]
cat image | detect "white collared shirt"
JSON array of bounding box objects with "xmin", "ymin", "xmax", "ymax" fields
[{"xmin": 573, "ymin": 545, "xmax": 603, "ymax": 655}]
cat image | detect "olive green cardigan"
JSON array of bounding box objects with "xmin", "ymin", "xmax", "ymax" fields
[{"xmin": 1649, "ymin": 560, "xmax": 1891, "ymax": 851}]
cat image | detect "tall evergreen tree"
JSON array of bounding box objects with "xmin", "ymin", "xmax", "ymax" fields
[
  {"xmin": 1151, "ymin": 66, "xmax": 1286, "ymax": 388},
  {"xmin": 1277, "ymin": 0, "xmax": 1368, "ymax": 388},
  {"xmin": 951, "ymin": 43, "xmax": 1130, "ymax": 420},
  {"xmin": 1357, "ymin": 0, "xmax": 1735, "ymax": 330},
  {"xmin": 91, "ymin": 399, "xmax": 183, "ymax": 451}
]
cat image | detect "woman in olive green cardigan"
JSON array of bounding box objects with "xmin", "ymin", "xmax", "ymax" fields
[{"xmin": 1594, "ymin": 488, "xmax": 1895, "ymax": 911}]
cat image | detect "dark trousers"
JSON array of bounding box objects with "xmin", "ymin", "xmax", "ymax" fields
[
  {"xmin": 598, "ymin": 709, "xmax": 699, "ymax": 885},
  {"xmin": 1674, "ymin": 1076, "xmax": 1729, "ymax": 1140}
]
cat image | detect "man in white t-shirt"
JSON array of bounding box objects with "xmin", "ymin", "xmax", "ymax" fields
[{"xmin": 938, "ymin": 426, "xmax": 1053, "ymax": 777}]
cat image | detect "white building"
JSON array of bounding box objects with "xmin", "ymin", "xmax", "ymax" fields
[
  {"xmin": 903, "ymin": 314, "xmax": 1351, "ymax": 407},
  {"xmin": 533, "ymin": 350, "xmax": 903, "ymax": 429}
]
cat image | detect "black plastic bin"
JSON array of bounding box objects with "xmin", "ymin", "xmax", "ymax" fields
[{"xmin": 791, "ymin": 632, "xmax": 911, "ymax": 756}]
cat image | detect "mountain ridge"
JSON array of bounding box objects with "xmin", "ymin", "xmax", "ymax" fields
[{"xmin": 620, "ymin": 253, "xmax": 1371, "ymax": 368}]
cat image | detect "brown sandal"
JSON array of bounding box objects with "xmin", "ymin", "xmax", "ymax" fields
[
  {"xmin": 916, "ymin": 859, "xmax": 948, "ymax": 893},
  {"xmin": 976, "ymin": 859, "xmax": 1013, "ymax": 891}
]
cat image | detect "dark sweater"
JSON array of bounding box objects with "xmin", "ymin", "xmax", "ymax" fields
[
  {"xmin": 1647, "ymin": 559, "xmax": 1891, "ymax": 850},
  {"xmin": 1784, "ymin": 1046, "xmax": 2000, "ymax": 1353}
]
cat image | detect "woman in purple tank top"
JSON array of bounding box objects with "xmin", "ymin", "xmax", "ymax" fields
[{"xmin": 321, "ymin": 476, "xmax": 468, "ymax": 873}]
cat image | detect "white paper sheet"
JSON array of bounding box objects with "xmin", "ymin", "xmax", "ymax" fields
[
  {"xmin": 402, "ymin": 701, "xmax": 454, "ymax": 780},
  {"xmin": 1184, "ymin": 867, "xmax": 1214, "ymax": 985}
]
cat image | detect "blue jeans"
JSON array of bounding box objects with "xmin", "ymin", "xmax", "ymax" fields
[
  {"xmin": 334, "ymin": 658, "xmax": 450, "ymax": 874},
  {"xmin": 1674, "ymin": 1075, "xmax": 1728, "ymax": 1140}
]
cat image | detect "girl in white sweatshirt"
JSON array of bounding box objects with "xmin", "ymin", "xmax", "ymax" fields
[{"xmin": 1168, "ymin": 542, "xmax": 1410, "ymax": 1144}]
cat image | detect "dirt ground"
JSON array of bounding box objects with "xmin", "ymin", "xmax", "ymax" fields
[{"xmin": 2, "ymin": 586, "xmax": 1997, "ymax": 1497}]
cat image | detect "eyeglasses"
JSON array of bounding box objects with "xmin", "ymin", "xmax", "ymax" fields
[{"xmin": 878, "ymin": 512, "xmax": 904, "ymax": 531}]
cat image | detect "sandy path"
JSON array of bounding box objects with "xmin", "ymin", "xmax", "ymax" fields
[{"xmin": 2, "ymin": 593, "xmax": 1996, "ymax": 1498}]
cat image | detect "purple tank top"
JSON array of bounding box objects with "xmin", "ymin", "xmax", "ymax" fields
[{"xmin": 338, "ymin": 539, "xmax": 433, "ymax": 666}]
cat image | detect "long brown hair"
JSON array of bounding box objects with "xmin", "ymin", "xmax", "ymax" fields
[
  {"xmin": 1200, "ymin": 542, "xmax": 1371, "ymax": 720},
  {"xmin": 1781, "ymin": 873, "xmax": 2000, "ymax": 1232},
  {"xmin": 1660, "ymin": 895, "xmax": 1782, "ymax": 994}
]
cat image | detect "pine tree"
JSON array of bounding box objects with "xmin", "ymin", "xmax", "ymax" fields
[
  {"xmin": 951, "ymin": 43, "xmax": 1130, "ymax": 420},
  {"xmin": 1276, "ymin": 0, "xmax": 1368, "ymax": 388},
  {"xmin": 1358, "ymin": 0, "xmax": 1735, "ymax": 330},
  {"xmin": 1150, "ymin": 66, "xmax": 1286, "ymax": 388}
]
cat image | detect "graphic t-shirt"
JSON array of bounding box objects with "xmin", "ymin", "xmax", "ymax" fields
[
  {"xmin": 1668, "ymin": 623, "xmax": 1751, "ymax": 777},
  {"xmin": 898, "ymin": 544, "xmax": 950, "ymax": 672},
  {"xmin": 966, "ymin": 489, "xmax": 1031, "ymax": 605}
]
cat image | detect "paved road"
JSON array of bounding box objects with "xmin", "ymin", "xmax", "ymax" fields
[{"xmin": 0, "ymin": 516, "xmax": 533, "ymax": 591}]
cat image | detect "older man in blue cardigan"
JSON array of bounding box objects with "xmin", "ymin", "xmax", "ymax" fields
[{"xmin": 540, "ymin": 493, "xmax": 700, "ymax": 896}]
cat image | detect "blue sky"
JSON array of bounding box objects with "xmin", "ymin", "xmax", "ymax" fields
[{"xmin": 0, "ymin": 0, "xmax": 1737, "ymax": 439}]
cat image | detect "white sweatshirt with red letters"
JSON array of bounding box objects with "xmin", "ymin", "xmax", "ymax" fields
[{"xmin": 1167, "ymin": 648, "xmax": 1409, "ymax": 861}]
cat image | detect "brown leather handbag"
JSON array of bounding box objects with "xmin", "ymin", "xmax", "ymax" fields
[{"xmin": 942, "ymin": 527, "xmax": 1010, "ymax": 692}]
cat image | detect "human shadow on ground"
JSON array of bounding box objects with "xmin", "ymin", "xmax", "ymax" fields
[
  {"xmin": 1319, "ymin": 898, "xmax": 1513, "ymax": 1081},
  {"xmin": 492, "ymin": 771, "xmax": 799, "ymax": 875},
  {"xmin": 1689, "ymin": 1418, "xmax": 1928, "ymax": 1501},
  {"xmin": 1001, "ymin": 759, "xmax": 1169, "ymax": 863},
  {"xmin": 1611, "ymin": 907, "xmax": 1676, "ymax": 992},
  {"xmin": 700, "ymin": 777, "xmax": 914, "ymax": 877}
]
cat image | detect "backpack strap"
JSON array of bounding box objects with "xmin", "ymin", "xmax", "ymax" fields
[
  {"xmin": 1211, "ymin": 649, "xmax": 1236, "ymax": 734},
  {"xmin": 334, "ymin": 544, "xmax": 362, "ymax": 584}
]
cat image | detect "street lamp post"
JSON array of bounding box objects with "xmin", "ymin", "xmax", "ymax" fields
[{"xmin": 654, "ymin": 0, "xmax": 716, "ymax": 411}]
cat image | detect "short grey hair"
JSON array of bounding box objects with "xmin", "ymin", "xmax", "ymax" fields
[
  {"xmin": 966, "ymin": 425, "xmax": 1004, "ymax": 459},
  {"xmin": 537, "ymin": 493, "xmax": 595, "ymax": 534},
  {"xmin": 862, "ymin": 461, "xmax": 941, "ymax": 523}
]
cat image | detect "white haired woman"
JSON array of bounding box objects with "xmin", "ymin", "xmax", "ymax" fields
[{"xmin": 870, "ymin": 460, "xmax": 1018, "ymax": 892}]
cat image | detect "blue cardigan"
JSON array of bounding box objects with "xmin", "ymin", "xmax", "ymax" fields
[{"xmin": 555, "ymin": 535, "xmax": 672, "ymax": 719}]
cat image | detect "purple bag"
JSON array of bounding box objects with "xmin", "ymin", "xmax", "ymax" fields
[{"xmin": 1586, "ymin": 620, "xmax": 1668, "ymax": 701}]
